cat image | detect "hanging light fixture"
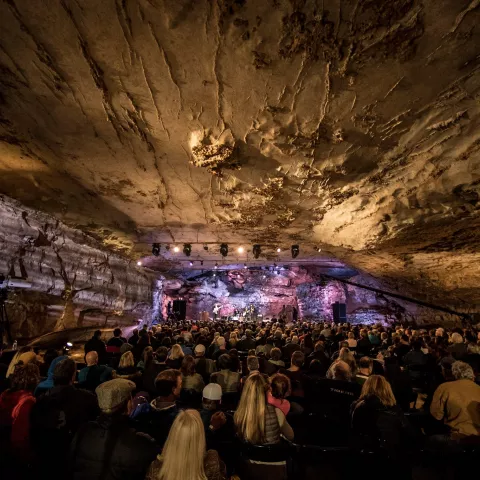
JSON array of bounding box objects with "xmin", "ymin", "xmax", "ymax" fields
[
  {"xmin": 183, "ymin": 243, "xmax": 192, "ymax": 257},
  {"xmin": 220, "ymin": 243, "xmax": 228, "ymax": 257},
  {"xmin": 152, "ymin": 243, "xmax": 160, "ymax": 256},
  {"xmin": 173, "ymin": 246, "xmax": 180, "ymax": 253},
  {"xmin": 276, "ymin": 247, "xmax": 281, "ymax": 253},
  {"xmin": 291, "ymin": 245, "xmax": 299, "ymax": 258},
  {"xmin": 237, "ymin": 246, "xmax": 244, "ymax": 253}
]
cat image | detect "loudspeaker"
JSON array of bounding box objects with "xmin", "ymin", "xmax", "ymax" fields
[
  {"xmin": 172, "ymin": 300, "xmax": 187, "ymax": 320},
  {"xmin": 332, "ymin": 302, "xmax": 346, "ymax": 323}
]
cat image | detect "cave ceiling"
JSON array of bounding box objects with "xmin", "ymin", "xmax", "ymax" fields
[{"xmin": 0, "ymin": 0, "xmax": 480, "ymax": 308}]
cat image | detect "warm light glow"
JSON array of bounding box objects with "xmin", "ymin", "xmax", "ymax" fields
[
  {"xmin": 318, "ymin": 248, "xmax": 322, "ymax": 252},
  {"xmin": 276, "ymin": 248, "xmax": 281, "ymax": 253},
  {"xmin": 237, "ymin": 246, "xmax": 244, "ymax": 253},
  {"xmin": 137, "ymin": 261, "xmax": 142, "ymax": 266},
  {"xmin": 173, "ymin": 246, "xmax": 180, "ymax": 252}
]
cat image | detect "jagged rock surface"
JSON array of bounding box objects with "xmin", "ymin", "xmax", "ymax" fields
[
  {"xmin": 0, "ymin": 1, "xmax": 479, "ymax": 316},
  {"xmin": 0, "ymin": 196, "xmax": 154, "ymax": 338}
]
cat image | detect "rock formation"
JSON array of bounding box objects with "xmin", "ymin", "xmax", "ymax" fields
[{"xmin": 0, "ymin": 1, "xmax": 479, "ymax": 331}]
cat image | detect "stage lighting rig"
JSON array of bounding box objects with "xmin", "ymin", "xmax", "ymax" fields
[
  {"xmin": 220, "ymin": 243, "xmax": 228, "ymax": 257},
  {"xmin": 291, "ymin": 245, "xmax": 299, "ymax": 258},
  {"xmin": 183, "ymin": 243, "xmax": 192, "ymax": 257},
  {"xmin": 152, "ymin": 243, "xmax": 160, "ymax": 256},
  {"xmin": 252, "ymin": 244, "xmax": 261, "ymax": 259}
]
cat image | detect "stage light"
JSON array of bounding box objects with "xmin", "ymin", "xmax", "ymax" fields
[
  {"xmin": 243, "ymin": 263, "xmax": 247, "ymax": 269},
  {"xmin": 214, "ymin": 262, "xmax": 218, "ymax": 269},
  {"xmin": 137, "ymin": 261, "xmax": 142, "ymax": 266},
  {"xmin": 203, "ymin": 244, "xmax": 209, "ymax": 251},
  {"xmin": 173, "ymin": 246, "xmax": 180, "ymax": 253},
  {"xmin": 276, "ymin": 247, "xmax": 281, "ymax": 253},
  {"xmin": 220, "ymin": 243, "xmax": 228, "ymax": 257},
  {"xmin": 213, "ymin": 273, "xmax": 216, "ymax": 277},
  {"xmin": 183, "ymin": 243, "xmax": 192, "ymax": 257},
  {"xmin": 66, "ymin": 342, "xmax": 73, "ymax": 347},
  {"xmin": 189, "ymin": 261, "xmax": 193, "ymax": 266},
  {"xmin": 262, "ymin": 275, "xmax": 266, "ymax": 279},
  {"xmin": 317, "ymin": 247, "xmax": 322, "ymax": 252},
  {"xmin": 253, "ymin": 244, "xmax": 261, "ymax": 259},
  {"xmin": 237, "ymin": 246, "xmax": 244, "ymax": 253},
  {"xmin": 291, "ymin": 245, "xmax": 299, "ymax": 258},
  {"xmin": 152, "ymin": 243, "xmax": 160, "ymax": 256}
]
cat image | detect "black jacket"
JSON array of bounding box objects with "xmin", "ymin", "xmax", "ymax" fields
[
  {"xmin": 70, "ymin": 414, "xmax": 159, "ymax": 480},
  {"xmin": 350, "ymin": 395, "xmax": 419, "ymax": 456}
]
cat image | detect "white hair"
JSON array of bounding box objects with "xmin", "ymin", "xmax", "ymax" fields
[
  {"xmin": 452, "ymin": 361, "xmax": 474, "ymax": 381},
  {"xmin": 451, "ymin": 332, "xmax": 464, "ymax": 344}
]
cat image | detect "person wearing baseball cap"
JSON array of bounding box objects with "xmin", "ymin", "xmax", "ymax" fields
[
  {"xmin": 199, "ymin": 383, "xmax": 231, "ymax": 444},
  {"xmin": 194, "ymin": 343, "xmax": 215, "ymax": 384},
  {"xmin": 69, "ymin": 379, "xmax": 159, "ymax": 479}
]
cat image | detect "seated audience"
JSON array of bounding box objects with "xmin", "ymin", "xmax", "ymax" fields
[
  {"xmin": 106, "ymin": 328, "xmax": 126, "ymax": 351},
  {"xmin": 84, "ymin": 330, "xmax": 106, "ymax": 362},
  {"xmin": 210, "ymin": 354, "xmax": 240, "ymax": 394},
  {"xmin": 430, "ymin": 361, "xmax": 480, "ymax": 440},
  {"xmin": 0, "ymin": 362, "xmax": 40, "ymax": 457},
  {"xmin": 146, "ymin": 409, "xmax": 226, "ymax": 480},
  {"xmin": 280, "ymin": 351, "xmax": 307, "ymax": 399},
  {"xmin": 351, "ymin": 375, "xmax": 418, "ymax": 458},
  {"xmin": 78, "ymin": 351, "xmax": 113, "ymax": 391},
  {"xmin": 166, "ymin": 344, "xmax": 184, "ymax": 369},
  {"xmin": 116, "ymin": 351, "xmax": 140, "ymax": 379},
  {"xmin": 234, "ymin": 372, "xmax": 294, "ymax": 445},
  {"xmin": 268, "ymin": 347, "xmax": 285, "ymax": 369},
  {"xmin": 34, "ymin": 355, "xmax": 67, "ymax": 397},
  {"xmin": 212, "ymin": 336, "xmax": 228, "ymax": 363},
  {"xmin": 194, "ymin": 344, "xmax": 215, "ymax": 384},
  {"xmin": 31, "ymin": 358, "xmax": 99, "ymax": 479},
  {"xmin": 347, "ymin": 331, "xmax": 357, "ymax": 349},
  {"xmin": 267, "ymin": 373, "xmax": 291, "ymax": 416},
  {"xmin": 448, "ymin": 332, "xmax": 468, "ymax": 360},
  {"xmin": 181, "ymin": 355, "xmax": 205, "ymax": 394},
  {"xmin": 133, "ymin": 369, "xmax": 182, "ymax": 446},
  {"xmin": 70, "ymin": 379, "xmax": 158, "ymax": 479},
  {"xmin": 137, "ymin": 346, "xmax": 154, "ymax": 371},
  {"xmin": 356, "ymin": 357, "xmax": 373, "ymax": 385}
]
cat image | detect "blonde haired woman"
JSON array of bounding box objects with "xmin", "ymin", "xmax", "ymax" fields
[
  {"xmin": 234, "ymin": 372, "xmax": 293, "ymax": 445},
  {"xmin": 166, "ymin": 344, "xmax": 185, "ymax": 369},
  {"xmin": 116, "ymin": 351, "xmax": 140, "ymax": 382},
  {"xmin": 351, "ymin": 375, "xmax": 417, "ymax": 457},
  {"xmin": 146, "ymin": 409, "xmax": 226, "ymax": 480}
]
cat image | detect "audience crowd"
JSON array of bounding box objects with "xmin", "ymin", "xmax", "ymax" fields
[{"xmin": 0, "ymin": 320, "xmax": 479, "ymax": 479}]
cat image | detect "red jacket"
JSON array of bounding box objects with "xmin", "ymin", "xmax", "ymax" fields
[{"xmin": 0, "ymin": 389, "xmax": 36, "ymax": 453}]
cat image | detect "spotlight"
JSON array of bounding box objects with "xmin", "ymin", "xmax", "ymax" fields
[
  {"xmin": 244, "ymin": 263, "xmax": 247, "ymax": 269},
  {"xmin": 137, "ymin": 260, "xmax": 142, "ymax": 266},
  {"xmin": 152, "ymin": 243, "xmax": 160, "ymax": 256},
  {"xmin": 252, "ymin": 244, "xmax": 261, "ymax": 259},
  {"xmin": 214, "ymin": 263, "xmax": 218, "ymax": 269},
  {"xmin": 220, "ymin": 243, "xmax": 228, "ymax": 257},
  {"xmin": 276, "ymin": 247, "xmax": 281, "ymax": 253},
  {"xmin": 262, "ymin": 275, "xmax": 266, "ymax": 279},
  {"xmin": 203, "ymin": 244, "xmax": 209, "ymax": 251},
  {"xmin": 291, "ymin": 245, "xmax": 299, "ymax": 258},
  {"xmin": 317, "ymin": 247, "xmax": 322, "ymax": 252},
  {"xmin": 183, "ymin": 243, "xmax": 192, "ymax": 257},
  {"xmin": 237, "ymin": 246, "xmax": 244, "ymax": 253},
  {"xmin": 173, "ymin": 246, "xmax": 180, "ymax": 253},
  {"xmin": 189, "ymin": 261, "xmax": 193, "ymax": 266},
  {"xmin": 213, "ymin": 273, "xmax": 216, "ymax": 277},
  {"xmin": 66, "ymin": 342, "xmax": 73, "ymax": 347}
]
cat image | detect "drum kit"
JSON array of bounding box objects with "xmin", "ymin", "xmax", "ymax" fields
[{"xmin": 211, "ymin": 303, "xmax": 259, "ymax": 322}]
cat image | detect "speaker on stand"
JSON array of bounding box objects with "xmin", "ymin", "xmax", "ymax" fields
[{"xmin": 332, "ymin": 302, "xmax": 347, "ymax": 324}]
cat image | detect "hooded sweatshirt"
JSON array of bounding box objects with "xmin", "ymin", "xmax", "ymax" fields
[
  {"xmin": 35, "ymin": 356, "xmax": 67, "ymax": 397},
  {"xmin": 0, "ymin": 389, "xmax": 36, "ymax": 454}
]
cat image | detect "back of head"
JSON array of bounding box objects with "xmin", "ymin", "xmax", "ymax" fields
[
  {"xmin": 270, "ymin": 347, "xmax": 282, "ymax": 361},
  {"xmin": 292, "ymin": 335, "xmax": 299, "ymax": 344},
  {"xmin": 159, "ymin": 409, "xmax": 206, "ymax": 480},
  {"xmin": 217, "ymin": 336, "xmax": 226, "ymax": 347},
  {"xmin": 155, "ymin": 369, "xmax": 181, "ymax": 398},
  {"xmin": 247, "ymin": 355, "xmax": 259, "ymax": 372},
  {"xmin": 218, "ymin": 353, "xmax": 231, "ymax": 370},
  {"xmin": 10, "ymin": 363, "xmax": 40, "ymax": 392},
  {"xmin": 181, "ymin": 355, "xmax": 196, "ymax": 376},
  {"xmin": 451, "ymin": 332, "xmax": 464, "ymax": 344},
  {"xmin": 53, "ymin": 358, "xmax": 76, "ymax": 386},
  {"xmin": 452, "ymin": 361, "xmax": 474, "ymax": 381},
  {"xmin": 234, "ymin": 372, "xmax": 267, "ymax": 444},
  {"xmin": 96, "ymin": 378, "xmax": 135, "ymax": 415},
  {"xmin": 119, "ymin": 351, "xmax": 135, "ymax": 369},
  {"xmin": 156, "ymin": 346, "xmax": 168, "ymax": 362},
  {"xmin": 94, "ymin": 330, "xmax": 102, "ymax": 339},
  {"xmin": 269, "ymin": 373, "xmax": 290, "ymax": 400},
  {"xmin": 359, "ymin": 356, "xmax": 373, "ymax": 370},
  {"xmin": 85, "ymin": 351, "xmax": 98, "ymax": 366},
  {"xmin": 114, "ymin": 328, "xmax": 122, "ymax": 338},
  {"xmin": 291, "ymin": 351, "xmax": 305, "ymax": 368},
  {"xmin": 328, "ymin": 360, "xmax": 351, "ymax": 381},
  {"xmin": 170, "ymin": 344, "xmax": 184, "ymax": 360},
  {"xmin": 360, "ymin": 375, "xmax": 396, "ymax": 407}
]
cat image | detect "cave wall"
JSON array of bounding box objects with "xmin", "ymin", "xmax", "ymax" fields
[
  {"xmin": 162, "ymin": 267, "xmax": 465, "ymax": 326},
  {"xmin": 0, "ymin": 195, "xmax": 155, "ymax": 339}
]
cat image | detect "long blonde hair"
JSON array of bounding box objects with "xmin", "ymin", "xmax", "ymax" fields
[
  {"xmin": 359, "ymin": 375, "xmax": 396, "ymax": 407},
  {"xmin": 169, "ymin": 344, "xmax": 185, "ymax": 360},
  {"xmin": 118, "ymin": 351, "xmax": 134, "ymax": 368},
  {"xmin": 234, "ymin": 372, "xmax": 268, "ymax": 444},
  {"xmin": 157, "ymin": 409, "xmax": 207, "ymax": 480}
]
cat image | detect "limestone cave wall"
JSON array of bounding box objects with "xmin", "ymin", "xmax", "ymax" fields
[{"xmin": 0, "ymin": 195, "xmax": 154, "ymax": 340}]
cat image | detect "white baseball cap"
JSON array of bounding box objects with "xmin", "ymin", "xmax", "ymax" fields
[{"xmin": 203, "ymin": 383, "xmax": 222, "ymax": 401}]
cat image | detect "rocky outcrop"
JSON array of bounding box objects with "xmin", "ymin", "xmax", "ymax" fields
[{"xmin": 0, "ymin": 195, "xmax": 154, "ymax": 339}]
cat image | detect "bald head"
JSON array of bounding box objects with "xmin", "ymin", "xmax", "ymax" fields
[{"xmin": 86, "ymin": 351, "xmax": 98, "ymax": 366}]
